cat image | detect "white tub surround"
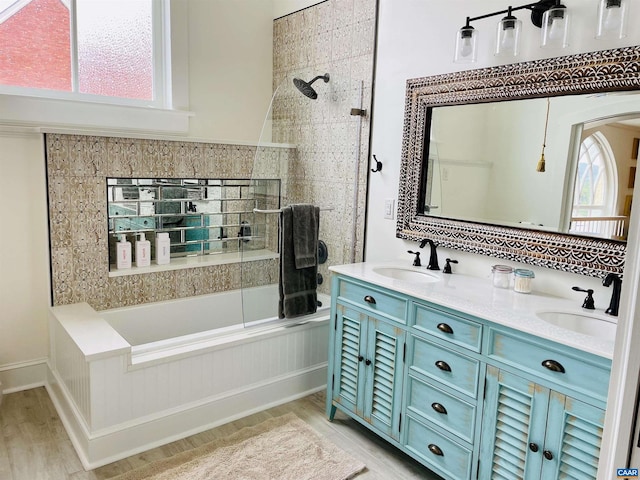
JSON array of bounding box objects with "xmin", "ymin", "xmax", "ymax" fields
[
  {"xmin": 330, "ymin": 262, "xmax": 615, "ymax": 359},
  {"xmin": 47, "ymin": 289, "xmax": 330, "ymax": 469}
]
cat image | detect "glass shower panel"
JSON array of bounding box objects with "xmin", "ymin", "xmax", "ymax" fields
[{"xmin": 240, "ymin": 74, "xmax": 366, "ymax": 328}]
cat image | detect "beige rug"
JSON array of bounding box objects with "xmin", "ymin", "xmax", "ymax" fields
[{"xmin": 108, "ymin": 413, "xmax": 366, "ymax": 480}]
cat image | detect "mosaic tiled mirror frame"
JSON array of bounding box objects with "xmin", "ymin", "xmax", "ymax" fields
[{"xmin": 396, "ymin": 46, "xmax": 640, "ymax": 277}]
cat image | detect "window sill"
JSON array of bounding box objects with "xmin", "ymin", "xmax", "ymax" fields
[
  {"xmin": 0, "ymin": 94, "xmax": 193, "ymax": 136},
  {"xmin": 108, "ymin": 249, "xmax": 279, "ymax": 277}
]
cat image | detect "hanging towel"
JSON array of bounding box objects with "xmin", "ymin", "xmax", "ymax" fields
[
  {"xmin": 278, "ymin": 204, "xmax": 320, "ymax": 319},
  {"xmin": 291, "ymin": 203, "xmax": 319, "ymax": 269}
]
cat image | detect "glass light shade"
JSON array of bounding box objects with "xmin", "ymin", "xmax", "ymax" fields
[
  {"xmin": 495, "ymin": 16, "xmax": 522, "ymax": 57},
  {"xmin": 596, "ymin": 0, "xmax": 628, "ymax": 39},
  {"xmin": 541, "ymin": 6, "xmax": 570, "ymax": 48},
  {"xmin": 454, "ymin": 26, "xmax": 478, "ymax": 63}
]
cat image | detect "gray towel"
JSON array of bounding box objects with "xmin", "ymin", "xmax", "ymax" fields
[
  {"xmin": 291, "ymin": 204, "xmax": 319, "ymax": 269},
  {"xmin": 278, "ymin": 205, "xmax": 319, "ymax": 319}
]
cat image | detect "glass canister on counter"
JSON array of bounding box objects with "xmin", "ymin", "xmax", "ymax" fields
[
  {"xmin": 514, "ymin": 268, "xmax": 535, "ymax": 294},
  {"xmin": 491, "ymin": 265, "xmax": 514, "ymax": 288}
]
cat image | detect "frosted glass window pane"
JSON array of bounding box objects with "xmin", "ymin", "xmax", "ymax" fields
[
  {"xmin": 0, "ymin": 0, "xmax": 71, "ymax": 90},
  {"xmin": 77, "ymin": 0, "xmax": 153, "ymax": 100}
]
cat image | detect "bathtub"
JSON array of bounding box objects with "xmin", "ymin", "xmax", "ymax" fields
[{"xmin": 47, "ymin": 285, "xmax": 330, "ymax": 469}]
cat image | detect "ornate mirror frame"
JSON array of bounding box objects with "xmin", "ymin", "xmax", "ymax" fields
[{"xmin": 397, "ymin": 46, "xmax": 640, "ymax": 277}]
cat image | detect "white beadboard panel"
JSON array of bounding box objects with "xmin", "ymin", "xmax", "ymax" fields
[
  {"xmin": 51, "ymin": 318, "xmax": 91, "ymax": 425},
  {"xmin": 85, "ymin": 321, "xmax": 328, "ymax": 431}
]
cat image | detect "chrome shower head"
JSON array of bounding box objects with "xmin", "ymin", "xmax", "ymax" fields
[{"xmin": 293, "ymin": 73, "xmax": 330, "ymax": 99}]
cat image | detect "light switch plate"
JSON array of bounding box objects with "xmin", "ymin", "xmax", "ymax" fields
[{"xmin": 384, "ymin": 198, "xmax": 395, "ymax": 219}]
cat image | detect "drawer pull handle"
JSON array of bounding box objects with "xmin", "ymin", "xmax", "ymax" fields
[
  {"xmin": 529, "ymin": 443, "xmax": 539, "ymax": 453},
  {"xmin": 541, "ymin": 359, "xmax": 565, "ymax": 374},
  {"xmin": 543, "ymin": 450, "xmax": 554, "ymax": 461},
  {"xmin": 365, "ymin": 359, "xmax": 372, "ymax": 366},
  {"xmin": 428, "ymin": 444, "xmax": 444, "ymax": 456},
  {"xmin": 358, "ymin": 355, "xmax": 364, "ymax": 362},
  {"xmin": 431, "ymin": 403, "xmax": 447, "ymax": 415},
  {"xmin": 437, "ymin": 323, "xmax": 454, "ymax": 334},
  {"xmin": 435, "ymin": 360, "xmax": 452, "ymax": 372},
  {"xmin": 364, "ymin": 295, "xmax": 376, "ymax": 304}
]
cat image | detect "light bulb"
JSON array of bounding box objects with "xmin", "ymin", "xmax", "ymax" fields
[
  {"xmin": 602, "ymin": 6, "xmax": 622, "ymax": 31},
  {"xmin": 460, "ymin": 37, "xmax": 473, "ymax": 57},
  {"xmin": 548, "ymin": 16, "xmax": 565, "ymax": 40},
  {"xmin": 501, "ymin": 28, "xmax": 515, "ymax": 50}
]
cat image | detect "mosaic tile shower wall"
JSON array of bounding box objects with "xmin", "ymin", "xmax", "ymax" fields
[
  {"xmin": 46, "ymin": 134, "xmax": 292, "ymax": 310},
  {"xmin": 273, "ymin": 0, "xmax": 377, "ymax": 291}
]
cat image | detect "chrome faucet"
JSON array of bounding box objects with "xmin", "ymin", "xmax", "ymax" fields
[
  {"xmin": 419, "ymin": 239, "xmax": 440, "ymax": 271},
  {"xmin": 603, "ymin": 273, "xmax": 622, "ymax": 317}
]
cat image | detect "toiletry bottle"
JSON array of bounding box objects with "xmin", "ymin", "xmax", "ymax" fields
[
  {"xmin": 156, "ymin": 232, "xmax": 171, "ymax": 265},
  {"xmin": 116, "ymin": 234, "xmax": 131, "ymax": 270},
  {"xmin": 135, "ymin": 233, "xmax": 151, "ymax": 267}
]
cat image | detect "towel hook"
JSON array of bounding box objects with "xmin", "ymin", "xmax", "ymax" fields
[{"xmin": 371, "ymin": 155, "xmax": 382, "ymax": 173}]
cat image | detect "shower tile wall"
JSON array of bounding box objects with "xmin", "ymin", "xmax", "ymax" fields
[
  {"xmin": 273, "ymin": 0, "xmax": 377, "ymax": 291},
  {"xmin": 46, "ymin": 134, "xmax": 290, "ymax": 310}
]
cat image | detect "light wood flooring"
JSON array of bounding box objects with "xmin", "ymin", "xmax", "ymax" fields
[{"xmin": 0, "ymin": 387, "xmax": 443, "ymax": 480}]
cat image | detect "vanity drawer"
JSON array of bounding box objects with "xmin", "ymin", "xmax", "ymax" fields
[
  {"xmin": 413, "ymin": 303, "xmax": 482, "ymax": 352},
  {"xmin": 410, "ymin": 336, "xmax": 480, "ymax": 399},
  {"xmin": 486, "ymin": 327, "xmax": 611, "ymax": 401},
  {"xmin": 405, "ymin": 416, "xmax": 473, "ymax": 480},
  {"xmin": 337, "ymin": 278, "xmax": 407, "ymax": 323},
  {"xmin": 406, "ymin": 375, "xmax": 476, "ymax": 444}
]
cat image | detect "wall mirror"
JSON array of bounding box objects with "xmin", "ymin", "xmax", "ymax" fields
[{"xmin": 397, "ymin": 46, "xmax": 640, "ymax": 277}]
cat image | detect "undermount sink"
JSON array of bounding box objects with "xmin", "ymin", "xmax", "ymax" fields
[
  {"xmin": 372, "ymin": 266, "xmax": 440, "ymax": 283},
  {"xmin": 536, "ymin": 311, "xmax": 617, "ymax": 342}
]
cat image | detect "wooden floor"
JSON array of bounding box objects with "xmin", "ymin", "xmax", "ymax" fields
[{"xmin": 0, "ymin": 387, "xmax": 443, "ymax": 480}]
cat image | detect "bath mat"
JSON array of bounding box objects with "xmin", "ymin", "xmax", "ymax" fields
[{"xmin": 107, "ymin": 413, "xmax": 366, "ymax": 480}]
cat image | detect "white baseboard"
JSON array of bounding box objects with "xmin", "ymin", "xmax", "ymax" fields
[
  {"xmin": 0, "ymin": 358, "xmax": 47, "ymax": 394},
  {"xmin": 47, "ymin": 363, "xmax": 328, "ymax": 470}
]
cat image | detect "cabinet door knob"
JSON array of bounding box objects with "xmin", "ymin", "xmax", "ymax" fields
[
  {"xmin": 428, "ymin": 444, "xmax": 444, "ymax": 456},
  {"xmin": 431, "ymin": 403, "xmax": 447, "ymax": 415},
  {"xmin": 543, "ymin": 450, "xmax": 554, "ymax": 460},
  {"xmin": 358, "ymin": 355, "xmax": 364, "ymax": 362},
  {"xmin": 365, "ymin": 359, "xmax": 372, "ymax": 366},
  {"xmin": 364, "ymin": 295, "xmax": 376, "ymax": 304},
  {"xmin": 437, "ymin": 323, "xmax": 454, "ymax": 334},
  {"xmin": 541, "ymin": 359, "xmax": 565, "ymax": 374},
  {"xmin": 435, "ymin": 360, "xmax": 452, "ymax": 372},
  {"xmin": 529, "ymin": 443, "xmax": 539, "ymax": 453}
]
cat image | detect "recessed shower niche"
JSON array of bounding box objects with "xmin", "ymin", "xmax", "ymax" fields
[{"xmin": 106, "ymin": 178, "xmax": 280, "ymax": 271}]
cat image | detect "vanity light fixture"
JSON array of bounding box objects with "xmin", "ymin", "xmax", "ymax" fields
[
  {"xmin": 596, "ymin": 0, "xmax": 628, "ymax": 39},
  {"xmin": 456, "ymin": 0, "xmax": 628, "ymax": 62}
]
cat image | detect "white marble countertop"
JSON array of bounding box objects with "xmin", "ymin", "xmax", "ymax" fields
[{"xmin": 329, "ymin": 262, "xmax": 616, "ymax": 360}]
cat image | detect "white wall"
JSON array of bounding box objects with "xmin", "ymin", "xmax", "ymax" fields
[
  {"xmin": 367, "ymin": 0, "xmax": 640, "ymax": 302},
  {"xmin": 0, "ymin": 133, "xmax": 50, "ymax": 391},
  {"xmin": 273, "ymin": 0, "xmax": 325, "ymax": 19},
  {"xmin": 186, "ymin": 0, "xmax": 273, "ymax": 142}
]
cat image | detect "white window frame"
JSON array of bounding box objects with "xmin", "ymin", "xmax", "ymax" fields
[
  {"xmin": 572, "ymin": 132, "xmax": 618, "ymax": 218},
  {"xmin": 0, "ymin": 0, "xmax": 190, "ymax": 135}
]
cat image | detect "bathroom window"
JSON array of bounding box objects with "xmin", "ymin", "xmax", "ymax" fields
[
  {"xmin": 572, "ymin": 133, "xmax": 618, "ymax": 218},
  {"xmin": 570, "ymin": 132, "xmax": 621, "ymax": 238},
  {"xmin": 0, "ymin": 0, "xmax": 166, "ymax": 107}
]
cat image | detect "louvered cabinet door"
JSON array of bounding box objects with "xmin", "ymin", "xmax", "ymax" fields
[
  {"xmin": 540, "ymin": 392, "xmax": 605, "ymax": 480},
  {"xmin": 332, "ymin": 305, "xmax": 368, "ymax": 417},
  {"xmin": 363, "ymin": 318, "xmax": 405, "ymax": 440},
  {"xmin": 479, "ymin": 366, "xmax": 550, "ymax": 480}
]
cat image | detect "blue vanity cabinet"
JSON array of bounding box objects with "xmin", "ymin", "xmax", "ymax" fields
[
  {"xmin": 479, "ymin": 326, "xmax": 610, "ymax": 480},
  {"xmin": 328, "ymin": 277, "xmax": 407, "ymax": 441},
  {"xmin": 327, "ymin": 272, "xmax": 611, "ymax": 480},
  {"xmin": 479, "ymin": 366, "xmax": 605, "ymax": 480}
]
